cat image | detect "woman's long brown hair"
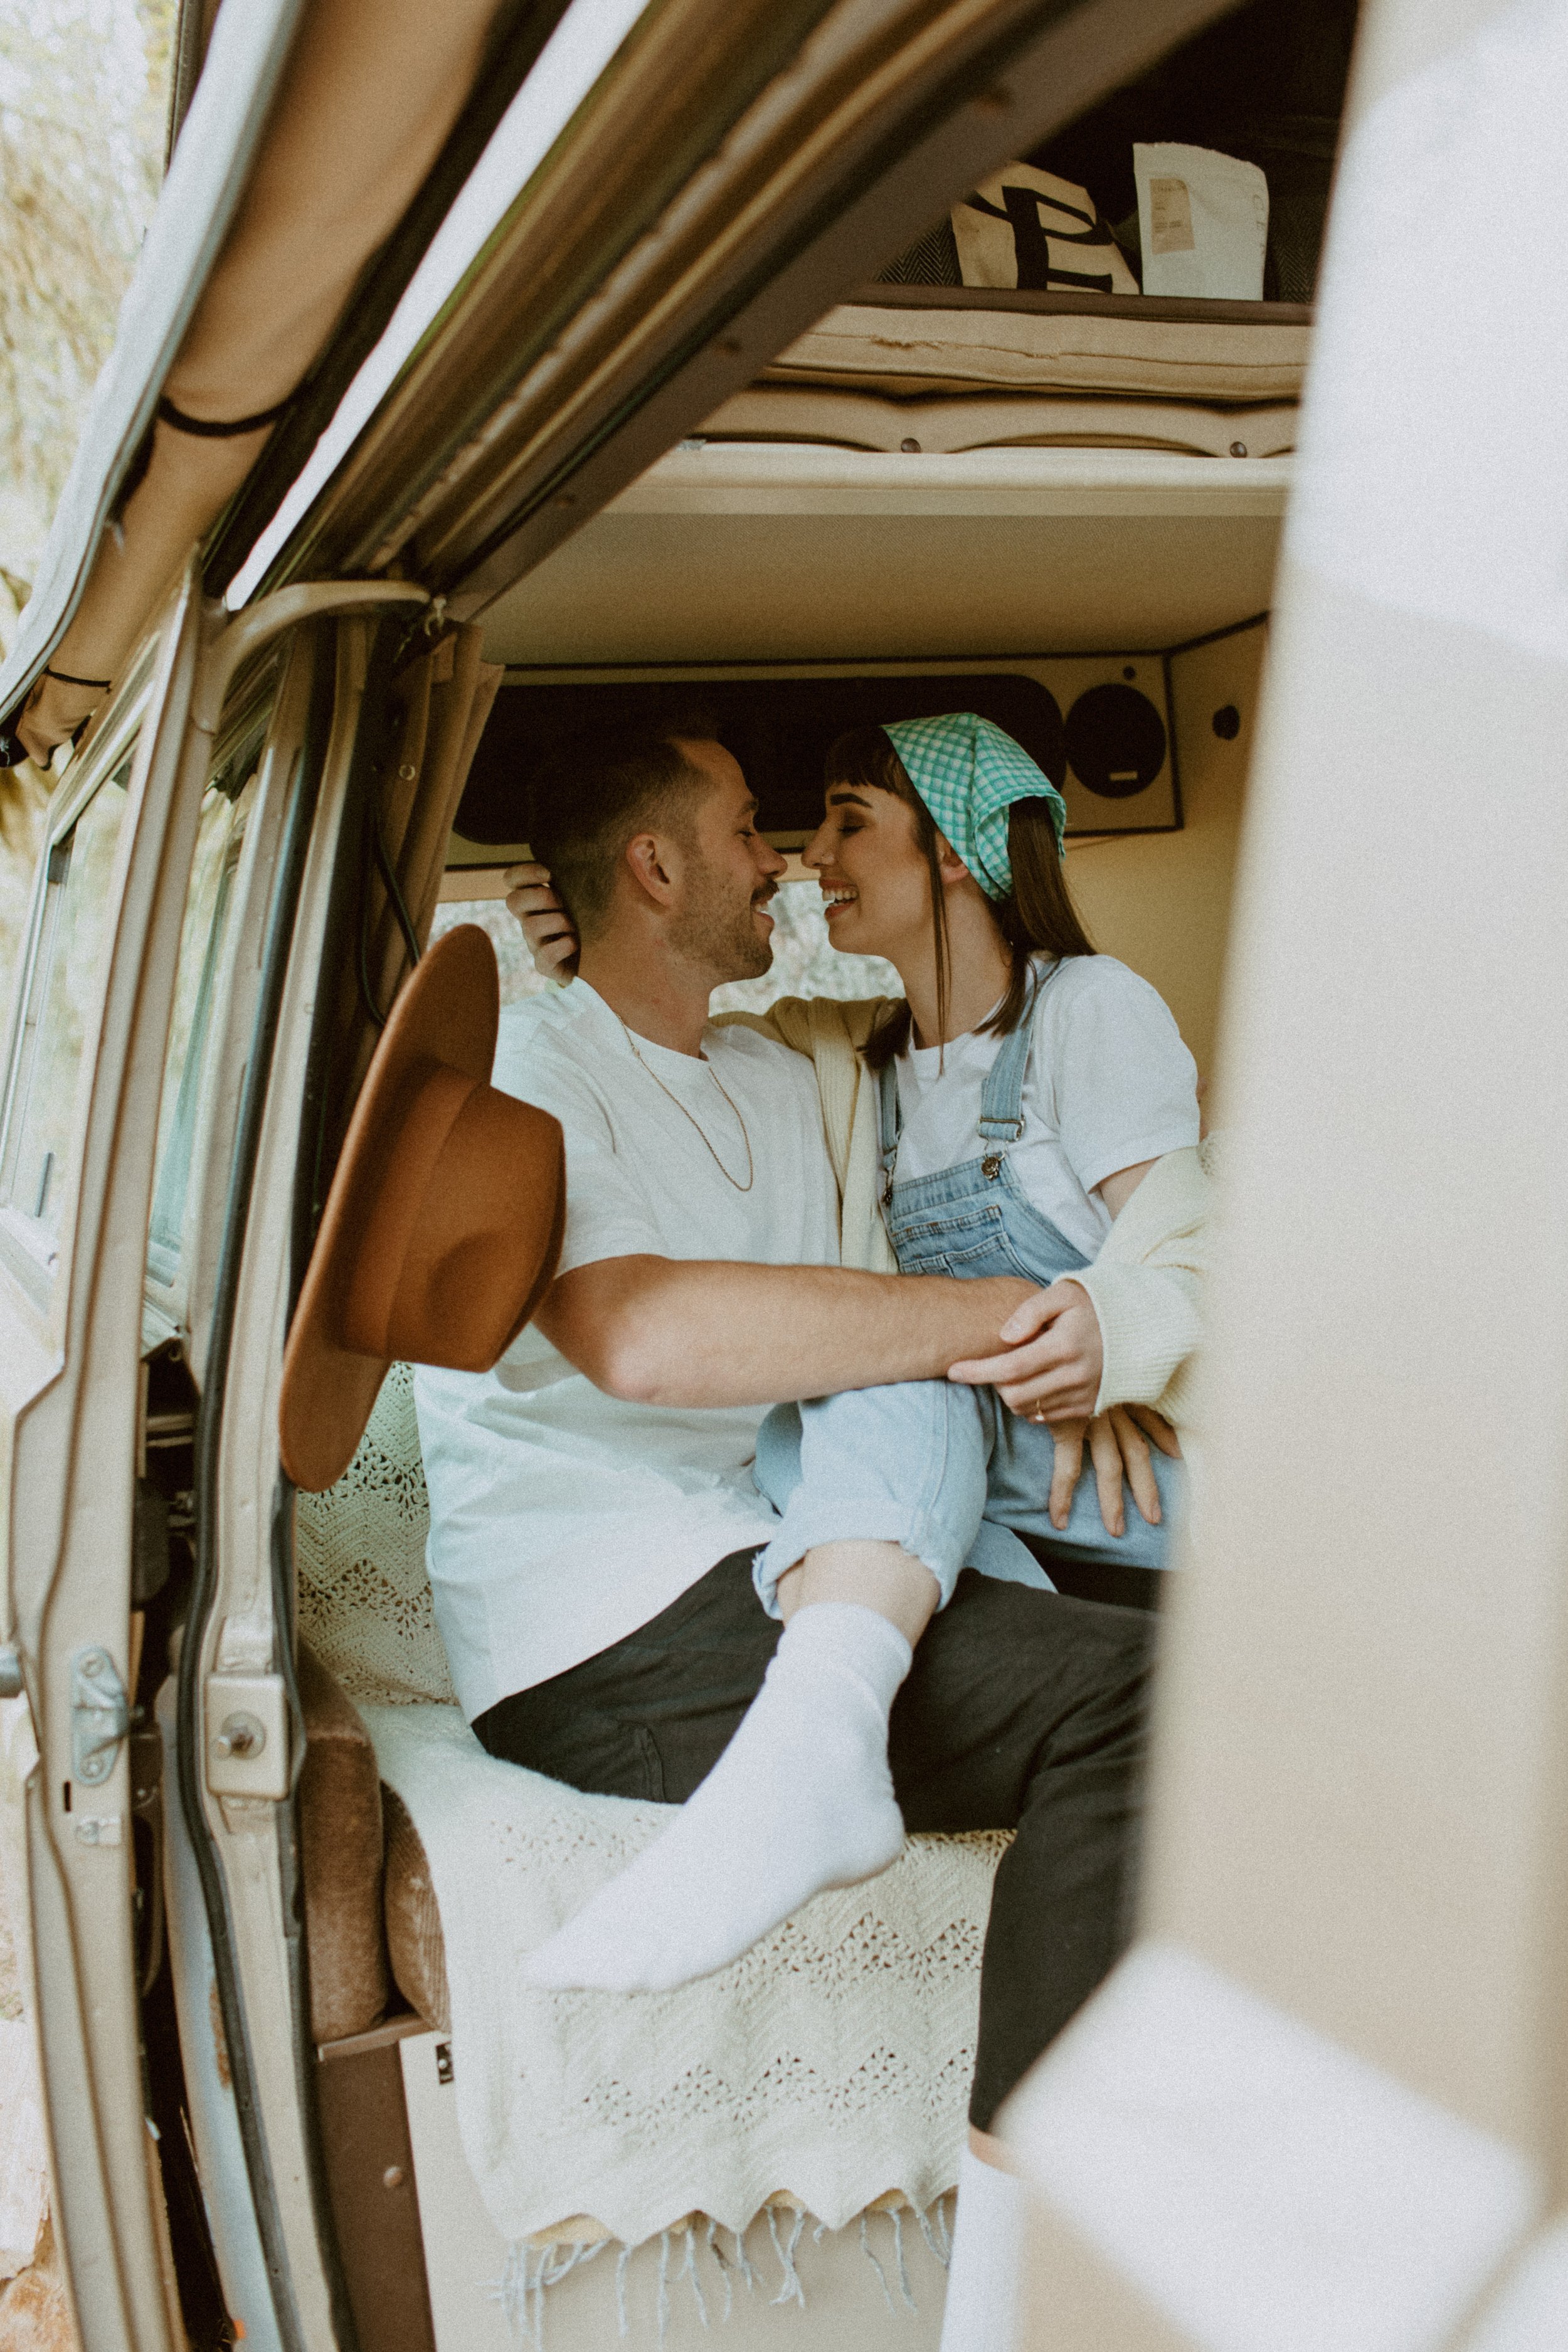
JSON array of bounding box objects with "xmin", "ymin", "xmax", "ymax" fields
[{"xmin": 821, "ymin": 727, "xmax": 1095, "ymax": 1071}]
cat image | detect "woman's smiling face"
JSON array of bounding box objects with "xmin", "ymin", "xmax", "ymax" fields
[{"xmin": 802, "ymin": 780, "xmax": 935, "ymax": 961}]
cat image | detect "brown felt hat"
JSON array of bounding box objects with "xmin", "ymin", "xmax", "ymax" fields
[{"xmin": 279, "ymin": 924, "xmax": 565, "ymax": 1493}]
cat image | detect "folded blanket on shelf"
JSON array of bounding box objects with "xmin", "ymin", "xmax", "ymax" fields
[{"xmin": 764, "ymin": 302, "xmax": 1310, "ymax": 402}]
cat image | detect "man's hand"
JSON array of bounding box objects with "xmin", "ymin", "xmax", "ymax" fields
[
  {"xmin": 1047, "ymin": 1407, "xmax": 1180, "ymax": 1537},
  {"xmin": 948, "ymin": 1277, "xmax": 1104, "ymax": 1421},
  {"xmin": 506, "ymin": 861, "xmax": 579, "ymax": 981}
]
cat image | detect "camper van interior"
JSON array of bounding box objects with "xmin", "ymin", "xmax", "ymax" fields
[
  {"xmin": 4, "ymin": 0, "xmax": 1472, "ymax": 2346},
  {"xmin": 274, "ymin": 10, "xmax": 1335, "ymax": 2339}
]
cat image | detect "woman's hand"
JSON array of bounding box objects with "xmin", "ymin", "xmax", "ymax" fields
[
  {"xmin": 1046, "ymin": 1407, "xmax": 1180, "ymax": 1537},
  {"xmin": 948, "ymin": 1277, "xmax": 1104, "ymax": 1421},
  {"xmin": 505, "ymin": 861, "xmax": 580, "ymax": 980}
]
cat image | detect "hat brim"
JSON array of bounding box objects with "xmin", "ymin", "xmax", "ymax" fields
[{"xmin": 280, "ymin": 925, "xmax": 514, "ymax": 1493}]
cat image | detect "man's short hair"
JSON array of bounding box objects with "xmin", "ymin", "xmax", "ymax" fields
[{"xmin": 527, "ymin": 711, "xmax": 720, "ymax": 938}]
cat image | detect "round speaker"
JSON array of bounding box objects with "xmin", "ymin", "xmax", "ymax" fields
[{"xmin": 1064, "ymin": 684, "xmax": 1167, "ymax": 800}]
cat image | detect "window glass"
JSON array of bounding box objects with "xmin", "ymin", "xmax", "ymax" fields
[
  {"xmin": 2, "ymin": 753, "xmax": 135, "ymax": 1242},
  {"xmin": 427, "ymin": 881, "xmax": 900, "ymax": 1016},
  {"xmin": 146, "ymin": 713, "xmax": 269, "ymax": 1288}
]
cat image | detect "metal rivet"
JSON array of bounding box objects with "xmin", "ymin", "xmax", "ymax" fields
[
  {"xmin": 398, "ymin": 762, "xmax": 417, "ymax": 781},
  {"xmin": 383, "ymin": 2166, "xmax": 405, "ymax": 2190},
  {"xmin": 900, "ymin": 438, "xmax": 921, "ymax": 453},
  {"xmin": 1229, "ymin": 440, "xmax": 1248, "ymax": 457},
  {"xmin": 982, "ymin": 1155, "xmax": 1002, "ymax": 1180}
]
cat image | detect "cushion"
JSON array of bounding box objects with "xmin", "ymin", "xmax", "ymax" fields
[
  {"xmin": 295, "ymin": 1362, "xmax": 456, "ymax": 1707},
  {"xmin": 383, "ymin": 1787, "xmax": 450, "ymax": 2032},
  {"xmin": 297, "ymin": 1640, "xmax": 389, "ymax": 2044}
]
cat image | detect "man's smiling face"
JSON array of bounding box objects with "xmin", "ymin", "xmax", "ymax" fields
[{"xmin": 665, "ymin": 739, "xmax": 787, "ymax": 985}]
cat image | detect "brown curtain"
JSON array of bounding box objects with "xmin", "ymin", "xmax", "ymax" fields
[{"xmin": 320, "ymin": 621, "xmax": 502, "ymax": 1176}]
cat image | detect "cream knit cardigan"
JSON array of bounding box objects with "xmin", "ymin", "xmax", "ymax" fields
[{"xmin": 716, "ymin": 995, "xmax": 1210, "ymax": 1430}]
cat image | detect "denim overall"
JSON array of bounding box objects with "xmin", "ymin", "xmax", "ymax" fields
[{"xmin": 752, "ymin": 961, "xmax": 1182, "ymax": 1614}]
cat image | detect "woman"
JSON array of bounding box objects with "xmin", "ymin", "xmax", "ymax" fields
[{"xmin": 751, "ymin": 711, "xmax": 1194, "ymax": 1629}]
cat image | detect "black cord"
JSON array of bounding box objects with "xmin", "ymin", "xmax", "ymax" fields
[
  {"xmin": 374, "ymin": 815, "xmax": 424, "ymax": 970},
  {"xmin": 354, "ymin": 802, "xmax": 423, "ymax": 1030},
  {"xmin": 156, "ymin": 393, "xmax": 295, "ymax": 438}
]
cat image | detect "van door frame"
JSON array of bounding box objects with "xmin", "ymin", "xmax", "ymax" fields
[{"xmin": 164, "ymin": 585, "xmax": 428, "ymax": 2352}]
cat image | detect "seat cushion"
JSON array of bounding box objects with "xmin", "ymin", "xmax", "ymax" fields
[
  {"xmin": 384, "ymin": 1787, "xmax": 450, "ymax": 2032},
  {"xmin": 298, "ymin": 1640, "xmax": 389, "ymax": 2044}
]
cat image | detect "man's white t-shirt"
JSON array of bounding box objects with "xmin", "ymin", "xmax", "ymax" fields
[
  {"xmin": 415, "ymin": 980, "xmax": 840, "ymax": 1722},
  {"xmin": 893, "ymin": 956, "xmax": 1200, "ymax": 1259}
]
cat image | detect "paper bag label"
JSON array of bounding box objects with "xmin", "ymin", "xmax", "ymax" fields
[{"xmin": 1150, "ymin": 177, "xmax": 1196, "ymax": 254}]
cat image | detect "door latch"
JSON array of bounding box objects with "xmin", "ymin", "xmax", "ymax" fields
[
  {"xmin": 72, "ymin": 1646, "xmax": 130, "ymax": 1787},
  {"xmin": 205, "ymin": 1673, "xmax": 290, "ymax": 1799}
]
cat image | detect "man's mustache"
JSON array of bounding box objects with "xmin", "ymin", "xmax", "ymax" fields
[{"xmin": 752, "ymin": 882, "xmax": 779, "ymax": 908}]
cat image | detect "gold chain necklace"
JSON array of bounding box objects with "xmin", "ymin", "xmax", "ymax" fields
[{"xmin": 618, "ymin": 1020, "xmax": 755, "ymax": 1192}]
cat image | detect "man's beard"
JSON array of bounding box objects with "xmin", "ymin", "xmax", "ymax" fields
[{"xmin": 670, "ymin": 862, "xmax": 776, "ymax": 983}]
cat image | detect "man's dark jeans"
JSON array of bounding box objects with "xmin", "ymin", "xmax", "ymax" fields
[{"xmin": 475, "ymin": 1552, "xmax": 1154, "ymax": 2130}]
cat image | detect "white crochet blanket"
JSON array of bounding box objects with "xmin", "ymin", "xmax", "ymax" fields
[
  {"xmin": 365, "ymin": 1702, "xmax": 1006, "ymax": 2250},
  {"xmin": 304, "ymin": 1370, "xmax": 1007, "ymax": 2250}
]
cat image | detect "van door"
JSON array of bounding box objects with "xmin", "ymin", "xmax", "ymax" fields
[
  {"xmin": 1004, "ymin": 0, "xmax": 1568, "ymax": 2341},
  {"xmin": 0, "ymin": 567, "xmax": 206, "ymax": 2352}
]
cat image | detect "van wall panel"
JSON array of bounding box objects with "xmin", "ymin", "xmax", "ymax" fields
[{"xmin": 1064, "ymin": 622, "xmax": 1263, "ymax": 1084}]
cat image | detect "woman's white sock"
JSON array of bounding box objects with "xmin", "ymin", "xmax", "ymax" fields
[
  {"xmin": 939, "ymin": 2147, "xmax": 1026, "ymax": 2352},
  {"xmin": 523, "ymin": 1603, "xmax": 911, "ymax": 1993}
]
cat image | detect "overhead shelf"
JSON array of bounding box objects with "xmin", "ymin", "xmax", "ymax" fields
[{"xmin": 478, "ymin": 443, "xmax": 1290, "ymax": 665}]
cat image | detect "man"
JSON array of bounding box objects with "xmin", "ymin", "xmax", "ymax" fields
[{"xmin": 414, "ymin": 720, "xmax": 1152, "ymax": 2349}]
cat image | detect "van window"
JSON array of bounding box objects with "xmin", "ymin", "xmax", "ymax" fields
[
  {"xmin": 430, "ymin": 881, "xmax": 899, "ymax": 1017},
  {"xmin": 0, "ymin": 751, "xmax": 135, "ymax": 1254},
  {"xmin": 145, "ymin": 711, "xmax": 270, "ymax": 1288}
]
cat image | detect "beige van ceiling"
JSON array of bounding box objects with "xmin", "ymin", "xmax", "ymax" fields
[{"xmin": 478, "ymin": 446, "xmax": 1288, "ymax": 664}]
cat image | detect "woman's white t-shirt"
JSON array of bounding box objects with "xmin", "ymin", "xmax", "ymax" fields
[{"xmin": 893, "ymin": 955, "xmax": 1200, "ymax": 1259}]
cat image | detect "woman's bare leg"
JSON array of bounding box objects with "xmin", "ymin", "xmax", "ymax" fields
[{"xmin": 775, "ymin": 1539, "xmax": 941, "ymax": 1644}]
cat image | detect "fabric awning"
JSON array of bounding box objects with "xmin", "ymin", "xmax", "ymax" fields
[{"xmin": 0, "ymin": 0, "xmax": 506, "ymax": 767}]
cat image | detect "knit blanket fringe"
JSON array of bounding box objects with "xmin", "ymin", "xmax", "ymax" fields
[{"xmin": 500, "ymin": 2194, "xmax": 955, "ymax": 2349}]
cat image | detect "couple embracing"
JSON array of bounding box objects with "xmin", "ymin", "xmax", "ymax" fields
[{"xmin": 413, "ymin": 709, "xmax": 1212, "ymax": 2346}]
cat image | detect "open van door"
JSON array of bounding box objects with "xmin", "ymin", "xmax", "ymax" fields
[
  {"xmin": 0, "ymin": 569, "xmax": 208, "ymax": 2351},
  {"xmin": 1004, "ymin": 0, "xmax": 1568, "ymax": 2342}
]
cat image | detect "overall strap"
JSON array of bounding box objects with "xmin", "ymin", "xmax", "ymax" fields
[
  {"xmin": 877, "ymin": 1059, "xmax": 901, "ymax": 1199},
  {"xmin": 977, "ymin": 958, "xmax": 1059, "ymax": 1143}
]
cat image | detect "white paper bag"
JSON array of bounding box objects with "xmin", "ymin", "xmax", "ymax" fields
[
  {"xmin": 953, "ymin": 163, "xmax": 1138, "ymax": 296},
  {"xmin": 1134, "ymin": 142, "xmax": 1269, "ymax": 300}
]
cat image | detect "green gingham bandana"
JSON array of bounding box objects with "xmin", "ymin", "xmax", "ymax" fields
[{"xmin": 883, "ymin": 712, "xmax": 1067, "ymax": 901}]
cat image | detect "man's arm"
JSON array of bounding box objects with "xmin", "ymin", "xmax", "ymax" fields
[{"xmin": 535, "ymin": 1255, "xmax": 1037, "ymax": 1409}]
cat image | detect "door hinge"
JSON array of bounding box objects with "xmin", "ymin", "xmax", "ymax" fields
[{"xmin": 71, "ymin": 1646, "xmax": 131, "ymax": 1786}]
